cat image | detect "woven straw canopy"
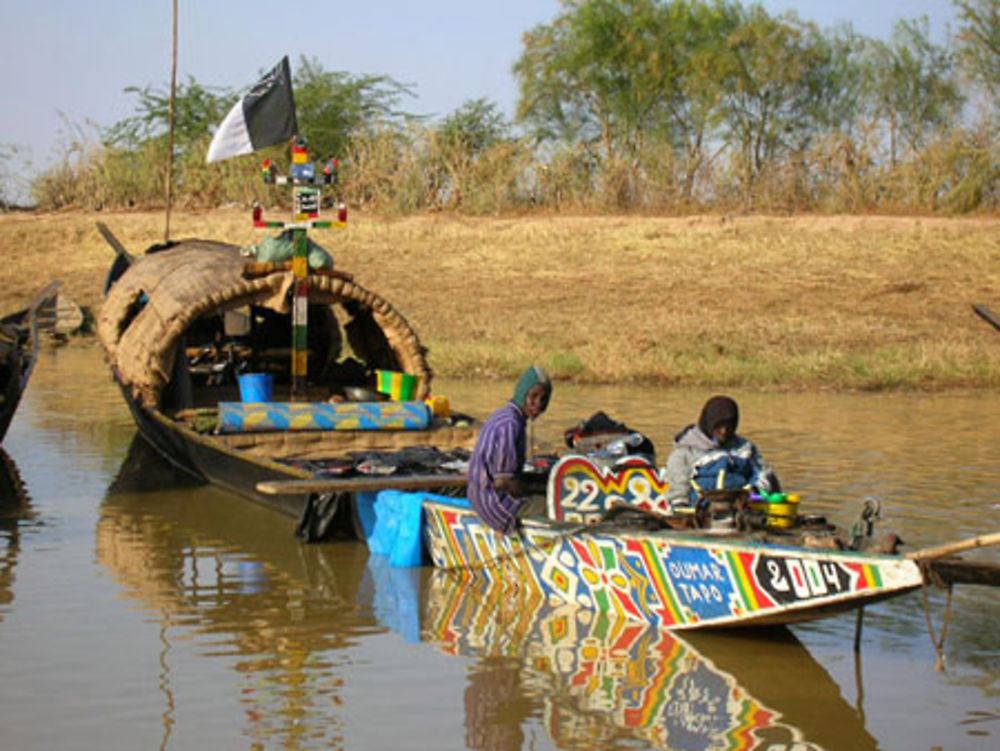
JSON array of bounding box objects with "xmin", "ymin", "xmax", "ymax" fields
[{"xmin": 97, "ymin": 239, "xmax": 431, "ymax": 409}]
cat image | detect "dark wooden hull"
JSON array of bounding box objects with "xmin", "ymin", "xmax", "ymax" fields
[
  {"xmin": 117, "ymin": 379, "xmax": 463, "ymax": 542},
  {"xmin": 0, "ymin": 358, "xmax": 25, "ymax": 443},
  {"xmin": 119, "ymin": 383, "xmax": 314, "ymax": 519},
  {"xmin": 1, "ymin": 283, "xmax": 60, "ymax": 444}
]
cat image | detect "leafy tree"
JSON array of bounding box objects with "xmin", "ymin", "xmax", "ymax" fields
[
  {"xmin": 103, "ymin": 77, "xmax": 231, "ymax": 153},
  {"xmin": 719, "ymin": 7, "xmax": 848, "ymax": 201},
  {"xmin": 100, "ymin": 56, "xmax": 417, "ymax": 164},
  {"xmin": 658, "ymin": 0, "xmax": 744, "ymax": 198},
  {"xmin": 292, "ymin": 55, "xmax": 417, "ymax": 162},
  {"xmin": 437, "ymin": 98, "xmax": 509, "ymax": 152},
  {"xmin": 955, "ymin": 0, "xmax": 1000, "ymax": 96},
  {"xmin": 513, "ymin": 1, "xmax": 860, "ymax": 205},
  {"xmin": 866, "ymin": 18, "xmax": 962, "ymax": 164},
  {"xmin": 430, "ymin": 98, "xmax": 514, "ymax": 209},
  {"xmin": 514, "ymin": 0, "xmax": 672, "ymax": 162}
]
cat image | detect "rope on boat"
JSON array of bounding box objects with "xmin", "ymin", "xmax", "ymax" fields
[{"xmin": 919, "ymin": 559, "xmax": 954, "ymax": 672}]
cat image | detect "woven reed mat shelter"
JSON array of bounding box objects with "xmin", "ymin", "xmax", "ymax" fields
[{"xmin": 98, "ymin": 239, "xmax": 431, "ymax": 409}]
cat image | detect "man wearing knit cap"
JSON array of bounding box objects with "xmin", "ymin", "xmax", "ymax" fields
[
  {"xmin": 468, "ymin": 366, "xmax": 552, "ymax": 534},
  {"xmin": 663, "ymin": 395, "xmax": 779, "ymax": 510}
]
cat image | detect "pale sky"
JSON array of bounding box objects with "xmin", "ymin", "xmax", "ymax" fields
[{"xmin": 1, "ymin": 1, "xmax": 959, "ymax": 179}]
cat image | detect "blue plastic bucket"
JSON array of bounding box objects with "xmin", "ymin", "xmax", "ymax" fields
[{"xmin": 238, "ymin": 373, "xmax": 274, "ymax": 403}]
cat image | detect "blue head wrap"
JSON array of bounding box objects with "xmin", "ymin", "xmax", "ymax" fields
[{"xmin": 513, "ymin": 366, "xmax": 552, "ymax": 408}]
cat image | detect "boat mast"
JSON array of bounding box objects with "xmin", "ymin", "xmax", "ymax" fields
[
  {"xmin": 255, "ymin": 139, "xmax": 345, "ymax": 400},
  {"xmin": 164, "ymin": 0, "xmax": 178, "ymax": 242}
]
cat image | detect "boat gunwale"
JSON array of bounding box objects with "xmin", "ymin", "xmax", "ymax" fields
[{"xmin": 422, "ymin": 497, "xmax": 915, "ymax": 563}]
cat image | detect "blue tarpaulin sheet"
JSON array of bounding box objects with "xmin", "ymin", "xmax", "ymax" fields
[{"xmin": 359, "ymin": 490, "xmax": 470, "ymax": 567}]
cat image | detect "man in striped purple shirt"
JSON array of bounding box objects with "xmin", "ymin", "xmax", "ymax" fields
[{"xmin": 468, "ymin": 366, "xmax": 552, "ymax": 534}]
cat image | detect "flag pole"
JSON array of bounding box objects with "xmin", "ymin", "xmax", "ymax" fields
[
  {"xmin": 254, "ymin": 142, "xmax": 345, "ymax": 401},
  {"xmin": 164, "ymin": 0, "xmax": 178, "ymax": 242}
]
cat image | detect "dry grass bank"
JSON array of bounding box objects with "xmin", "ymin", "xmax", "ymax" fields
[{"xmin": 3, "ymin": 208, "xmax": 1000, "ymax": 390}]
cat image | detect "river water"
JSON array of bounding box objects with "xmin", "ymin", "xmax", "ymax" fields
[{"xmin": 2, "ymin": 345, "xmax": 1000, "ymax": 750}]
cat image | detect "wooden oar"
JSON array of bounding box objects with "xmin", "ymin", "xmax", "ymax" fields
[
  {"xmin": 257, "ymin": 473, "xmax": 468, "ymax": 496},
  {"xmin": 96, "ymin": 221, "xmax": 134, "ymax": 263},
  {"xmin": 907, "ymin": 531, "xmax": 1000, "ymax": 562},
  {"xmin": 972, "ymin": 303, "xmax": 1000, "ymax": 333}
]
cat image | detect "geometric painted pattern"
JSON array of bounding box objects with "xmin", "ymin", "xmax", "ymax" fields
[
  {"xmin": 546, "ymin": 454, "xmax": 671, "ymax": 522},
  {"xmin": 217, "ymin": 400, "xmax": 430, "ymax": 433},
  {"xmin": 422, "ymin": 498, "xmax": 926, "ymax": 630},
  {"xmin": 423, "ymin": 569, "xmax": 826, "ymax": 751}
]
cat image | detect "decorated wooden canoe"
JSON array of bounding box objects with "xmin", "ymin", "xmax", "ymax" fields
[
  {"xmin": 353, "ymin": 449, "xmax": 1000, "ymax": 630},
  {"xmin": 421, "ymin": 494, "xmax": 928, "ymax": 630}
]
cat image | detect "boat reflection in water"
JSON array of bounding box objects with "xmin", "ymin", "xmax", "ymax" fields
[
  {"xmin": 98, "ymin": 435, "xmax": 381, "ymax": 748},
  {"xmin": 0, "ymin": 447, "xmax": 32, "ymax": 625},
  {"xmin": 99, "ymin": 435, "xmax": 877, "ymax": 751},
  {"xmin": 422, "ymin": 568, "xmax": 877, "ymax": 751},
  {"xmin": 0, "ymin": 447, "xmax": 30, "ymax": 508}
]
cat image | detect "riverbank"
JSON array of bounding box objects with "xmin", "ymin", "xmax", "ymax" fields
[{"xmin": 3, "ymin": 208, "xmax": 1000, "ymax": 390}]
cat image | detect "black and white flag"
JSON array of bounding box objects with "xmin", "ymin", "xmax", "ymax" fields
[{"xmin": 206, "ymin": 56, "xmax": 298, "ymax": 163}]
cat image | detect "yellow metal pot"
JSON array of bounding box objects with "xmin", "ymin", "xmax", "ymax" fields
[{"xmin": 750, "ymin": 493, "xmax": 800, "ymax": 529}]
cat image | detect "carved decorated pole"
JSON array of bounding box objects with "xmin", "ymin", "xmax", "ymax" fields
[
  {"xmin": 289, "ymin": 138, "xmax": 314, "ymax": 399},
  {"xmin": 254, "ymin": 136, "xmax": 345, "ymax": 401}
]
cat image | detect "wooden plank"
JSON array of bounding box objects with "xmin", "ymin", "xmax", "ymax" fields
[
  {"xmin": 972, "ymin": 303, "xmax": 1000, "ymax": 332},
  {"xmin": 907, "ymin": 531, "xmax": 1000, "ymax": 561},
  {"xmin": 257, "ymin": 473, "xmax": 468, "ymax": 496},
  {"xmin": 96, "ymin": 221, "xmax": 134, "ymax": 262},
  {"xmin": 927, "ymin": 558, "xmax": 1000, "ymax": 587}
]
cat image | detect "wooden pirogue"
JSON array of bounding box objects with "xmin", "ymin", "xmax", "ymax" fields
[
  {"xmin": 96, "ymin": 229, "xmax": 477, "ymax": 540},
  {"xmin": 363, "ymin": 453, "xmax": 1000, "ymax": 631},
  {"xmin": 0, "ymin": 282, "xmax": 60, "ymax": 443},
  {"xmin": 97, "ymin": 140, "xmax": 476, "ymax": 540}
]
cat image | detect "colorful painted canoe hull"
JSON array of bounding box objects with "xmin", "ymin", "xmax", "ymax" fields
[
  {"xmin": 423, "ymin": 499, "xmax": 925, "ymax": 630},
  {"xmin": 546, "ymin": 453, "xmax": 670, "ymax": 522}
]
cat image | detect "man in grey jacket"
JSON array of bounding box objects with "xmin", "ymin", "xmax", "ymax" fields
[{"xmin": 663, "ymin": 395, "xmax": 780, "ymax": 510}]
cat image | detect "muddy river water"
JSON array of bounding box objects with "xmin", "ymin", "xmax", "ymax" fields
[{"xmin": 2, "ymin": 345, "xmax": 1000, "ymax": 750}]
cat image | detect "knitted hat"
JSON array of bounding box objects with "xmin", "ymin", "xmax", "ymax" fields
[
  {"xmin": 698, "ymin": 395, "xmax": 739, "ymax": 435},
  {"xmin": 513, "ymin": 365, "xmax": 552, "ymax": 407}
]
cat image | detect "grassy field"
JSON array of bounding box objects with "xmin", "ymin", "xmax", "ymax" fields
[{"xmin": 3, "ymin": 208, "xmax": 1000, "ymax": 391}]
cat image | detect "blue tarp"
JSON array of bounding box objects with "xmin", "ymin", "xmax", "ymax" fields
[
  {"xmin": 366, "ymin": 554, "xmax": 423, "ymax": 643},
  {"xmin": 358, "ymin": 491, "xmax": 471, "ymax": 642},
  {"xmin": 359, "ymin": 490, "xmax": 470, "ymax": 567}
]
